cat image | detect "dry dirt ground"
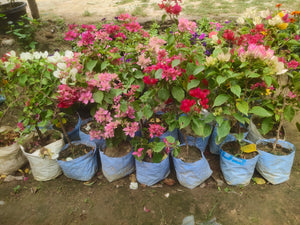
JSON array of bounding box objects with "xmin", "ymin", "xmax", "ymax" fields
[{"xmin": 0, "ymin": 1, "xmax": 300, "ymax": 225}]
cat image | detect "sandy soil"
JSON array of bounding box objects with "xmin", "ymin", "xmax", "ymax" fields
[{"xmin": 33, "ymin": 0, "xmax": 164, "ymax": 24}]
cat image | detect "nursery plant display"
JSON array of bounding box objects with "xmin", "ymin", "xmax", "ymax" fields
[{"xmin": 0, "ymin": 2, "xmax": 299, "ymax": 187}]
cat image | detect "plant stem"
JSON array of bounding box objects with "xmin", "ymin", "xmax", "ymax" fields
[
  {"xmin": 183, "ymin": 133, "xmax": 189, "ymax": 157},
  {"xmin": 58, "ymin": 115, "xmax": 72, "ymax": 146},
  {"xmin": 272, "ymin": 97, "xmax": 286, "ymax": 151},
  {"xmin": 35, "ymin": 125, "xmax": 44, "ymax": 141}
]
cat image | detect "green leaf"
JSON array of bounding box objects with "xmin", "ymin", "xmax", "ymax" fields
[
  {"xmin": 155, "ymin": 69, "xmax": 163, "ymax": 79},
  {"xmin": 179, "ymin": 116, "xmax": 191, "ymax": 129},
  {"xmin": 165, "ymin": 136, "xmax": 175, "ymax": 144},
  {"xmin": 216, "ymin": 76, "xmax": 227, "ymax": 85},
  {"xmin": 233, "ymin": 113, "xmax": 246, "ymax": 124},
  {"xmin": 19, "ymin": 74, "xmax": 28, "ymax": 86},
  {"xmin": 143, "ymin": 105, "xmax": 153, "ymax": 120},
  {"xmin": 101, "ymin": 61, "xmax": 109, "ymax": 71},
  {"xmin": 172, "ymin": 59, "xmax": 180, "ymax": 68},
  {"xmin": 230, "ymin": 85, "xmax": 241, "ymax": 98},
  {"xmin": 236, "ymin": 101, "xmax": 249, "ymax": 116},
  {"xmin": 296, "ymin": 122, "xmax": 300, "ymax": 132},
  {"xmin": 213, "ymin": 94, "xmax": 229, "ymax": 107},
  {"xmin": 247, "ymin": 72, "xmax": 260, "ymax": 78},
  {"xmin": 239, "ymin": 62, "xmax": 249, "ymax": 68},
  {"xmin": 261, "ymin": 117, "xmax": 274, "ymax": 135},
  {"xmin": 249, "ymin": 106, "xmax": 273, "ymax": 117},
  {"xmin": 161, "ymin": 14, "xmax": 167, "ymax": 23},
  {"xmin": 284, "ymin": 105, "xmax": 295, "ymax": 122},
  {"xmin": 193, "ymin": 66, "xmax": 205, "ymax": 75},
  {"xmin": 153, "ymin": 142, "xmax": 165, "ymax": 152},
  {"xmin": 93, "ymin": 91, "xmax": 104, "ymax": 104},
  {"xmin": 167, "ymin": 35, "xmax": 175, "ymax": 46},
  {"xmin": 191, "ymin": 119, "xmax": 203, "ymax": 136},
  {"xmin": 158, "ymin": 88, "xmax": 170, "ymax": 101},
  {"xmin": 264, "ymin": 75, "xmax": 272, "ymax": 87},
  {"xmin": 217, "ymin": 120, "xmax": 231, "ymax": 139},
  {"xmin": 120, "ymin": 101, "xmax": 128, "ymax": 113},
  {"xmin": 171, "ymin": 86, "xmax": 185, "ymax": 103},
  {"xmin": 187, "ymin": 79, "xmax": 200, "ymax": 91},
  {"xmin": 86, "ymin": 60, "xmax": 97, "ymax": 72},
  {"xmin": 203, "ymin": 124, "xmax": 212, "ymax": 137}
]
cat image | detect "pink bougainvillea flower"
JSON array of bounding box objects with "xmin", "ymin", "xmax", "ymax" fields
[
  {"xmin": 146, "ymin": 149, "xmax": 153, "ymax": 158},
  {"xmin": 132, "ymin": 148, "xmax": 144, "ymax": 158},
  {"xmin": 123, "ymin": 122, "xmax": 139, "ymax": 138},
  {"xmin": 148, "ymin": 124, "xmax": 166, "ymax": 138},
  {"xmin": 295, "ymin": 35, "xmax": 300, "ymax": 41},
  {"xmin": 178, "ymin": 18, "xmax": 197, "ymax": 34},
  {"xmin": 17, "ymin": 122, "xmax": 24, "ymax": 131},
  {"xmin": 288, "ymin": 91, "xmax": 296, "ymax": 99},
  {"xmin": 209, "ymin": 31, "xmax": 218, "ymax": 38}
]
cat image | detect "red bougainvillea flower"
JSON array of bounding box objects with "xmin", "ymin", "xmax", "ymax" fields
[
  {"xmin": 143, "ymin": 76, "xmax": 158, "ymax": 85},
  {"xmin": 180, "ymin": 99, "xmax": 196, "ymax": 113},
  {"xmin": 223, "ymin": 29, "xmax": 235, "ymax": 41}
]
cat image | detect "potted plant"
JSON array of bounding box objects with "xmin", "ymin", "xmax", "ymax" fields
[
  {"xmin": 138, "ymin": 17, "xmax": 214, "ymax": 189},
  {"xmin": 234, "ymin": 5, "xmax": 300, "ymax": 184},
  {"xmin": 201, "ymin": 17, "xmax": 291, "ymax": 184},
  {"xmin": 0, "ymin": 0, "xmax": 28, "ymax": 34},
  {"xmin": 131, "ymin": 134, "xmax": 176, "ymax": 186},
  {"xmin": 0, "ymin": 50, "xmax": 67, "ymax": 181}
]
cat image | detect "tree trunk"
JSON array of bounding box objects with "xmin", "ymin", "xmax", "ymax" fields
[{"xmin": 27, "ymin": 0, "xmax": 40, "ymax": 19}]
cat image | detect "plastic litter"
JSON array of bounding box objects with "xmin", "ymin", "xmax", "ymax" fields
[
  {"xmin": 182, "ymin": 215, "xmax": 195, "ymax": 225},
  {"xmin": 129, "ymin": 182, "xmax": 138, "ymax": 190},
  {"xmin": 3, "ymin": 175, "xmax": 23, "ymax": 182}
]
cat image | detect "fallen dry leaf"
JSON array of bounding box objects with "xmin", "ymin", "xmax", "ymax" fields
[
  {"xmin": 163, "ymin": 178, "xmax": 176, "ymax": 186},
  {"xmin": 252, "ymin": 177, "xmax": 266, "ymax": 185},
  {"xmin": 129, "ymin": 174, "xmax": 137, "ymax": 182}
]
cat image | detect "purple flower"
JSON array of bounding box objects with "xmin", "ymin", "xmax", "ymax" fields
[
  {"xmin": 199, "ymin": 33, "xmax": 206, "ymax": 40},
  {"xmin": 225, "ymin": 20, "xmax": 231, "ymax": 24},
  {"xmin": 205, "ymin": 50, "xmax": 211, "ymax": 56},
  {"xmin": 202, "ymin": 42, "xmax": 207, "ymax": 47}
]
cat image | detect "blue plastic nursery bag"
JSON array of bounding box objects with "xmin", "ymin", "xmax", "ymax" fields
[
  {"xmin": 57, "ymin": 140, "xmax": 98, "ymax": 181},
  {"xmin": 135, "ymin": 154, "xmax": 170, "ymax": 186}
]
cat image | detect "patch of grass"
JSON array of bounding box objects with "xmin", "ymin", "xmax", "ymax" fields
[
  {"xmin": 116, "ymin": 0, "xmax": 134, "ymax": 5},
  {"xmin": 82, "ymin": 10, "xmax": 92, "ymax": 17},
  {"xmin": 116, "ymin": 8, "xmax": 126, "ymax": 16},
  {"xmin": 131, "ymin": 6, "xmax": 147, "ymax": 17}
]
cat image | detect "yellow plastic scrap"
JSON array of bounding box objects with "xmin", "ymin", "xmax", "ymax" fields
[
  {"xmin": 241, "ymin": 144, "xmax": 258, "ymax": 153},
  {"xmin": 24, "ymin": 168, "xmax": 30, "ymax": 174},
  {"xmin": 1, "ymin": 175, "xmax": 7, "ymax": 179}
]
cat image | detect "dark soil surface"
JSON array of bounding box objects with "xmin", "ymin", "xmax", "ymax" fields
[
  {"xmin": 176, "ymin": 145, "xmax": 202, "ymax": 163},
  {"xmin": 103, "ymin": 141, "xmax": 132, "ymax": 158},
  {"xmin": 58, "ymin": 144, "xmax": 94, "ymax": 160},
  {"xmin": 257, "ymin": 142, "xmax": 294, "ymax": 156},
  {"xmin": 222, "ymin": 141, "xmax": 259, "ymax": 159}
]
